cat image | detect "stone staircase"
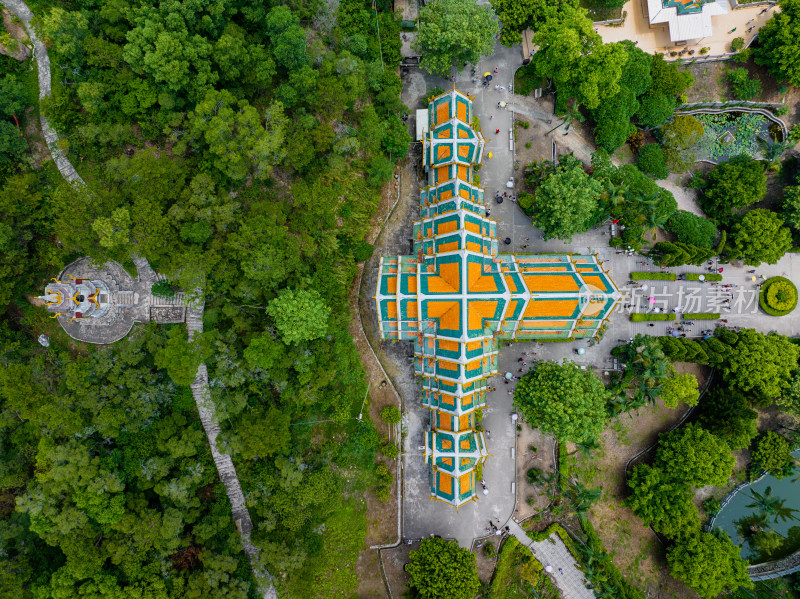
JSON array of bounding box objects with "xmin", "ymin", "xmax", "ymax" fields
[{"xmin": 150, "ymin": 273, "xmax": 186, "ymax": 307}]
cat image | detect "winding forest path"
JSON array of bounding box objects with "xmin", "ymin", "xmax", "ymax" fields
[
  {"xmin": 2, "ymin": 0, "xmax": 84, "ymax": 184},
  {"xmin": 3, "ymin": 0, "xmax": 277, "ymax": 594},
  {"xmin": 186, "ymin": 299, "xmax": 277, "ymax": 599}
]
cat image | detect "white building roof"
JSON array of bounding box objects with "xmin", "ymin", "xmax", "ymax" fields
[
  {"xmin": 647, "ymin": 0, "xmax": 729, "ymax": 42},
  {"xmin": 416, "ymin": 109, "xmax": 429, "ymax": 141}
]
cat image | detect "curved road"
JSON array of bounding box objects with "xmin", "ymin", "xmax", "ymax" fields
[{"xmin": 2, "ymin": 2, "xmax": 276, "ymax": 596}]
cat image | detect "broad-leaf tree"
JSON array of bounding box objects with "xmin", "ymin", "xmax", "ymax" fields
[
  {"xmin": 625, "ymin": 464, "xmax": 699, "ymax": 538},
  {"xmin": 661, "ymin": 372, "xmax": 699, "ymax": 408},
  {"xmin": 514, "ymin": 360, "xmax": 610, "ymax": 443},
  {"xmin": 406, "ymin": 538, "xmax": 480, "ymax": 599},
  {"xmin": 530, "ymin": 161, "xmax": 604, "ymax": 241},
  {"xmin": 655, "ymin": 423, "xmax": 735, "ymax": 487},
  {"xmin": 750, "ymin": 432, "xmax": 796, "ymax": 478},
  {"xmin": 727, "ymin": 209, "xmax": 792, "ymax": 266},
  {"xmin": 531, "ymin": 6, "xmax": 627, "ymax": 110},
  {"xmin": 266, "ymin": 287, "xmax": 331, "ymax": 345},
  {"xmin": 415, "ymin": 0, "xmax": 500, "ymax": 77},
  {"xmin": 700, "ymin": 156, "xmax": 767, "ymax": 223},
  {"xmin": 666, "ymin": 530, "xmax": 753, "ymax": 598},
  {"xmin": 754, "ymin": 0, "xmax": 800, "ymax": 87}
]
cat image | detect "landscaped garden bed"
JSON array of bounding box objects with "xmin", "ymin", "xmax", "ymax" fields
[
  {"xmin": 684, "ymin": 273, "xmax": 722, "ymax": 281},
  {"xmin": 630, "ymin": 313, "xmax": 676, "ymax": 321},
  {"xmin": 681, "ymin": 312, "xmax": 720, "ymax": 319},
  {"xmin": 759, "ymin": 276, "xmax": 798, "ymax": 316},
  {"xmin": 694, "ymin": 112, "xmax": 772, "ymax": 162},
  {"xmin": 630, "ymin": 272, "xmax": 676, "ymax": 281}
]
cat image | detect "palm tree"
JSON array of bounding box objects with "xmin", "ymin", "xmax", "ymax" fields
[
  {"xmin": 758, "ymin": 137, "xmax": 789, "ymax": 171},
  {"xmin": 548, "ymin": 101, "xmax": 585, "ymax": 134},
  {"xmin": 572, "ymin": 438, "xmax": 600, "ymax": 457},
  {"xmin": 746, "ymin": 486, "xmax": 799, "ymax": 524}
]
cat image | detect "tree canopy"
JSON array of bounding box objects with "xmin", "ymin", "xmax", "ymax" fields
[
  {"xmin": 655, "ymin": 423, "xmax": 735, "ymax": 487},
  {"xmin": 727, "ymin": 209, "xmax": 793, "ymax": 266},
  {"xmin": 530, "ymin": 160, "xmax": 604, "ymax": 241},
  {"xmin": 666, "ymin": 531, "xmax": 753, "ymax": 598},
  {"xmin": 664, "ymin": 210, "xmax": 717, "ymax": 248},
  {"xmin": 531, "ymin": 7, "xmax": 626, "ymax": 110},
  {"xmin": 625, "ymin": 464, "xmax": 700, "ymax": 538},
  {"xmin": 415, "ymin": 0, "xmax": 500, "ymax": 76},
  {"xmin": 406, "ymin": 538, "xmax": 480, "ymax": 599},
  {"xmin": 753, "ymin": 0, "xmax": 800, "ymax": 87},
  {"xmin": 700, "ymin": 156, "xmax": 767, "ymax": 223},
  {"xmin": 660, "ymin": 116, "xmax": 704, "ymax": 172},
  {"xmin": 492, "ymin": 0, "xmax": 578, "ymax": 45},
  {"xmin": 514, "ymin": 360, "xmax": 610, "ymax": 443}
]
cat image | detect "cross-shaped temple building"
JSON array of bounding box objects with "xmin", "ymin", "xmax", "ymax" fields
[{"xmin": 375, "ymin": 89, "xmax": 621, "ymax": 508}]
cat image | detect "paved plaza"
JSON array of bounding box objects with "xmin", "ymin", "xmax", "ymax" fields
[
  {"xmin": 386, "ymin": 34, "xmax": 800, "ymax": 599},
  {"xmin": 597, "ymin": 0, "xmax": 778, "ymax": 58}
]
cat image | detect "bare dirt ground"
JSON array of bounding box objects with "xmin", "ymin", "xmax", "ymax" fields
[
  {"xmin": 683, "ymin": 60, "xmax": 800, "ymax": 130},
  {"xmin": 350, "ymin": 162, "xmax": 405, "ymax": 599},
  {"xmin": 381, "ymin": 541, "xmax": 415, "ymax": 598},
  {"xmin": 571, "ymin": 363, "xmax": 712, "ymax": 597},
  {"xmin": 474, "ymin": 536, "xmax": 502, "ymax": 583},
  {"xmin": 515, "ymin": 426, "xmax": 556, "ymax": 520}
]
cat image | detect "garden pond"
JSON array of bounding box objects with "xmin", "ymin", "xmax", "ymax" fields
[
  {"xmin": 694, "ymin": 113, "xmax": 773, "ymax": 163},
  {"xmin": 711, "ymin": 450, "xmax": 800, "ymax": 561}
]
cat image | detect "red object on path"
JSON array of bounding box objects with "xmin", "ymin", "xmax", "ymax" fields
[{"xmin": 495, "ymin": 129, "xmax": 500, "ymax": 134}]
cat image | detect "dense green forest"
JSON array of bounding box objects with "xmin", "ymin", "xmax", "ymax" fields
[{"xmin": 0, "ymin": 0, "xmax": 409, "ymax": 597}]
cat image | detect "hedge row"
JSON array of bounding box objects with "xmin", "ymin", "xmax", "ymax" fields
[
  {"xmin": 759, "ymin": 276, "xmax": 798, "ymax": 317},
  {"xmin": 685, "ymin": 273, "xmax": 722, "ymax": 281},
  {"xmin": 630, "ymin": 313, "xmax": 676, "ymax": 321},
  {"xmin": 630, "ymin": 271, "xmax": 676, "ymax": 280},
  {"xmin": 682, "ymin": 313, "xmax": 720, "ymax": 319}
]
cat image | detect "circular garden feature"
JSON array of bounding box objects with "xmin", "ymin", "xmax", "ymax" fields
[{"xmin": 759, "ymin": 276, "xmax": 798, "ymax": 316}]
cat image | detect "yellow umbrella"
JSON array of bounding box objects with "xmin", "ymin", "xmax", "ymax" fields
[
  {"xmin": 751, "ymin": 276, "xmax": 757, "ymax": 281},
  {"xmin": 484, "ymin": 72, "xmax": 491, "ymax": 77},
  {"xmin": 488, "ymin": 152, "xmax": 493, "ymax": 159}
]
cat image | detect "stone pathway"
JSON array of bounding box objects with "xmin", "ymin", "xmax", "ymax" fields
[
  {"xmin": 506, "ymin": 521, "xmax": 595, "ymax": 599},
  {"xmin": 1, "ymin": 0, "xmax": 84, "ymax": 184},
  {"xmin": 187, "ymin": 298, "xmax": 278, "ymax": 599}
]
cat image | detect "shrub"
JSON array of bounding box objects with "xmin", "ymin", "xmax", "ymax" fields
[
  {"xmin": 636, "ymin": 144, "xmax": 669, "ymax": 179},
  {"xmin": 630, "ymin": 271, "xmax": 677, "ymax": 280},
  {"xmin": 483, "ymin": 542, "xmax": 497, "ymax": 559},
  {"xmin": 685, "ymin": 273, "xmax": 722, "ymax": 281},
  {"xmin": 353, "ymin": 240, "xmax": 374, "ymax": 261},
  {"xmin": 700, "ymin": 47, "xmax": 709, "ymax": 55},
  {"xmin": 681, "ymin": 313, "xmax": 721, "ymax": 319},
  {"xmin": 525, "ymin": 141, "xmax": 531, "ymax": 148},
  {"xmin": 151, "ymin": 279, "xmax": 177, "ymax": 299},
  {"xmin": 381, "ymin": 441, "xmax": 399, "ymax": 459},
  {"xmin": 727, "ymin": 67, "xmax": 762, "ymax": 100},
  {"xmin": 730, "ymin": 37, "xmax": 745, "ymax": 52},
  {"xmin": 526, "ymin": 467, "xmax": 542, "ymax": 485},
  {"xmin": 759, "ymin": 276, "xmax": 798, "ymax": 316},
  {"xmin": 380, "ymin": 405, "xmax": 402, "ymax": 424},
  {"xmin": 630, "ymin": 313, "xmax": 676, "ymax": 321}
]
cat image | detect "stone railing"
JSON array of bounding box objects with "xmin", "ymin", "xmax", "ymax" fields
[{"xmin": 674, "ymin": 106, "xmax": 788, "ymax": 147}]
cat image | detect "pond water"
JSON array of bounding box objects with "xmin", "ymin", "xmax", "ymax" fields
[{"xmin": 712, "ymin": 450, "xmax": 800, "ymax": 560}]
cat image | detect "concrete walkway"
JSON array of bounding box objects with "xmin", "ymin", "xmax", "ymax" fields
[
  {"xmin": 506, "ymin": 521, "xmax": 595, "ymax": 599},
  {"xmin": 1, "ymin": 0, "xmax": 84, "ymax": 184}
]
